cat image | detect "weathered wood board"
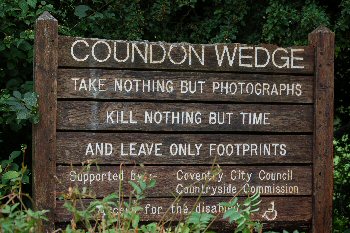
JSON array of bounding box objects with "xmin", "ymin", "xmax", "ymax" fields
[
  {"xmin": 58, "ymin": 36, "xmax": 315, "ymax": 74},
  {"xmin": 33, "ymin": 12, "xmax": 334, "ymax": 233},
  {"xmin": 57, "ymin": 69, "xmax": 314, "ymax": 103},
  {"xmin": 56, "ymin": 165, "xmax": 312, "ymax": 198},
  {"xmin": 55, "ymin": 196, "xmax": 312, "ymax": 222},
  {"xmin": 57, "ymin": 101, "xmax": 313, "ymax": 132},
  {"xmin": 57, "ymin": 133, "xmax": 312, "ymax": 164}
]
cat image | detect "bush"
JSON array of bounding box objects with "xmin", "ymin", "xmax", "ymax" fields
[{"xmin": 57, "ymin": 165, "xmax": 263, "ymax": 233}]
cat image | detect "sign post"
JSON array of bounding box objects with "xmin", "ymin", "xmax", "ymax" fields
[
  {"xmin": 33, "ymin": 12, "xmax": 334, "ymax": 232},
  {"xmin": 309, "ymin": 26, "xmax": 335, "ymax": 233},
  {"xmin": 33, "ymin": 12, "xmax": 57, "ymax": 232}
]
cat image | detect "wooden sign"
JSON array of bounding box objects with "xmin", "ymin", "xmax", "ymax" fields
[{"xmin": 33, "ymin": 12, "xmax": 334, "ymax": 232}]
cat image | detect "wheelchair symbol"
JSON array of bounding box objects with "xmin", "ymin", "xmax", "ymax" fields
[{"xmin": 262, "ymin": 201, "xmax": 277, "ymax": 221}]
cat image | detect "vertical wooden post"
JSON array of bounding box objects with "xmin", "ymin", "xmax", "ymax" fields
[
  {"xmin": 33, "ymin": 11, "xmax": 58, "ymax": 232},
  {"xmin": 309, "ymin": 27, "xmax": 334, "ymax": 233}
]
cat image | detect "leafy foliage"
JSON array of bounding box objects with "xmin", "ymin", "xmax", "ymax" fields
[
  {"xmin": 0, "ymin": 205, "xmax": 48, "ymax": 233},
  {"xmin": 0, "ymin": 0, "xmax": 55, "ymax": 89},
  {"xmin": 263, "ymin": 0, "xmax": 329, "ymax": 45},
  {"xmin": 1, "ymin": 150, "xmax": 27, "ymax": 195},
  {"xmin": 333, "ymin": 134, "xmax": 350, "ymax": 232},
  {"xmin": 59, "ymin": 166, "xmax": 263, "ymax": 232},
  {"xmin": 60, "ymin": 172, "xmax": 157, "ymax": 232},
  {"xmin": 0, "ymin": 89, "xmax": 39, "ymax": 131},
  {"xmin": 0, "ymin": 146, "xmax": 48, "ymax": 233},
  {"xmin": 186, "ymin": 212, "xmax": 214, "ymax": 232},
  {"xmin": 221, "ymin": 192, "xmax": 262, "ymax": 233}
]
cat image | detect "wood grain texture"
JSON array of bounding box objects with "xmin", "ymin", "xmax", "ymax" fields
[
  {"xmin": 57, "ymin": 101, "xmax": 313, "ymax": 132},
  {"xmin": 33, "ymin": 11, "xmax": 57, "ymax": 232},
  {"xmin": 58, "ymin": 36, "xmax": 314, "ymax": 74},
  {"xmin": 56, "ymin": 165, "xmax": 312, "ymax": 198},
  {"xmin": 309, "ymin": 27, "xmax": 334, "ymax": 233},
  {"xmin": 55, "ymin": 196, "xmax": 312, "ymax": 225},
  {"xmin": 57, "ymin": 69, "xmax": 314, "ymax": 103},
  {"xmin": 54, "ymin": 221, "xmax": 311, "ymax": 233},
  {"xmin": 57, "ymin": 132, "xmax": 312, "ymax": 164}
]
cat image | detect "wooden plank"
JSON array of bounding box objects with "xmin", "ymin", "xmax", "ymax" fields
[
  {"xmin": 57, "ymin": 101, "xmax": 313, "ymax": 132},
  {"xmin": 55, "ymin": 196, "xmax": 312, "ymax": 225},
  {"xmin": 33, "ymin": 12, "xmax": 58, "ymax": 232},
  {"xmin": 57, "ymin": 69, "xmax": 314, "ymax": 103},
  {"xmin": 56, "ymin": 165, "xmax": 312, "ymax": 198},
  {"xmin": 57, "ymin": 132, "xmax": 312, "ymax": 164},
  {"xmin": 58, "ymin": 36, "xmax": 314, "ymax": 74},
  {"xmin": 309, "ymin": 27, "xmax": 334, "ymax": 233}
]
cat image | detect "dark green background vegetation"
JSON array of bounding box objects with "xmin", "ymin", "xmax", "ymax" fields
[{"xmin": 1, "ymin": 0, "xmax": 349, "ymax": 231}]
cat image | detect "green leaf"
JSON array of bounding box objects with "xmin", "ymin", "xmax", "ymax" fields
[
  {"xmin": 13, "ymin": 91, "xmax": 21, "ymax": 99},
  {"xmin": 220, "ymin": 197, "xmax": 238, "ymax": 207},
  {"xmin": 235, "ymin": 218, "xmax": 246, "ymax": 232},
  {"xmin": 187, "ymin": 212, "xmax": 213, "ymax": 225},
  {"xmin": 32, "ymin": 114, "xmax": 40, "ymax": 124},
  {"xmin": 9, "ymin": 151, "xmax": 21, "ymax": 161},
  {"xmin": 229, "ymin": 211, "xmax": 241, "ymax": 222},
  {"xmin": 19, "ymin": 0, "xmax": 29, "ymax": 14},
  {"xmin": 22, "ymin": 174, "xmax": 29, "ymax": 184},
  {"xmin": 74, "ymin": 5, "xmax": 91, "ymax": 19},
  {"xmin": 223, "ymin": 208, "xmax": 241, "ymax": 223},
  {"xmin": 17, "ymin": 109, "xmax": 29, "ymax": 120},
  {"xmin": 23, "ymin": 92, "xmax": 37, "ymax": 107},
  {"xmin": 27, "ymin": 0, "xmax": 37, "ymax": 8},
  {"xmin": 148, "ymin": 179, "xmax": 156, "ymax": 188},
  {"xmin": 243, "ymin": 197, "xmax": 251, "ymax": 206},
  {"xmin": 139, "ymin": 179, "xmax": 146, "ymax": 190},
  {"xmin": 132, "ymin": 214, "xmax": 140, "ymax": 228},
  {"xmin": 251, "ymin": 199, "xmax": 262, "ymax": 207},
  {"xmin": 128, "ymin": 180, "xmax": 142, "ymax": 194},
  {"xmin": 19, "ymin": 40, "xmax": 32, "ymax": 51},
  {"xmin": 132, "ymin": 206, "xmax": 143, "ymax": 212},
  {"xmin": 103, "ymin": 192, "xmax": 118, "ymax": 202},
  {"xmin": 1, "ymin": 204, "xmax": 12, "ymax": 214},
  {"xmin": 250, "ymin": 191, "xmax": 260, "ymax": 202},
  {"xmin": 2, "ymin": 170, "xmax": 20, "ymax": 181}
]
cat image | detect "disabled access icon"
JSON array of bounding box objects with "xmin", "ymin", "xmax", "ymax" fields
[{"xmin": 262, "ymin": 201, "xmax": 278, "ymax": 221}]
